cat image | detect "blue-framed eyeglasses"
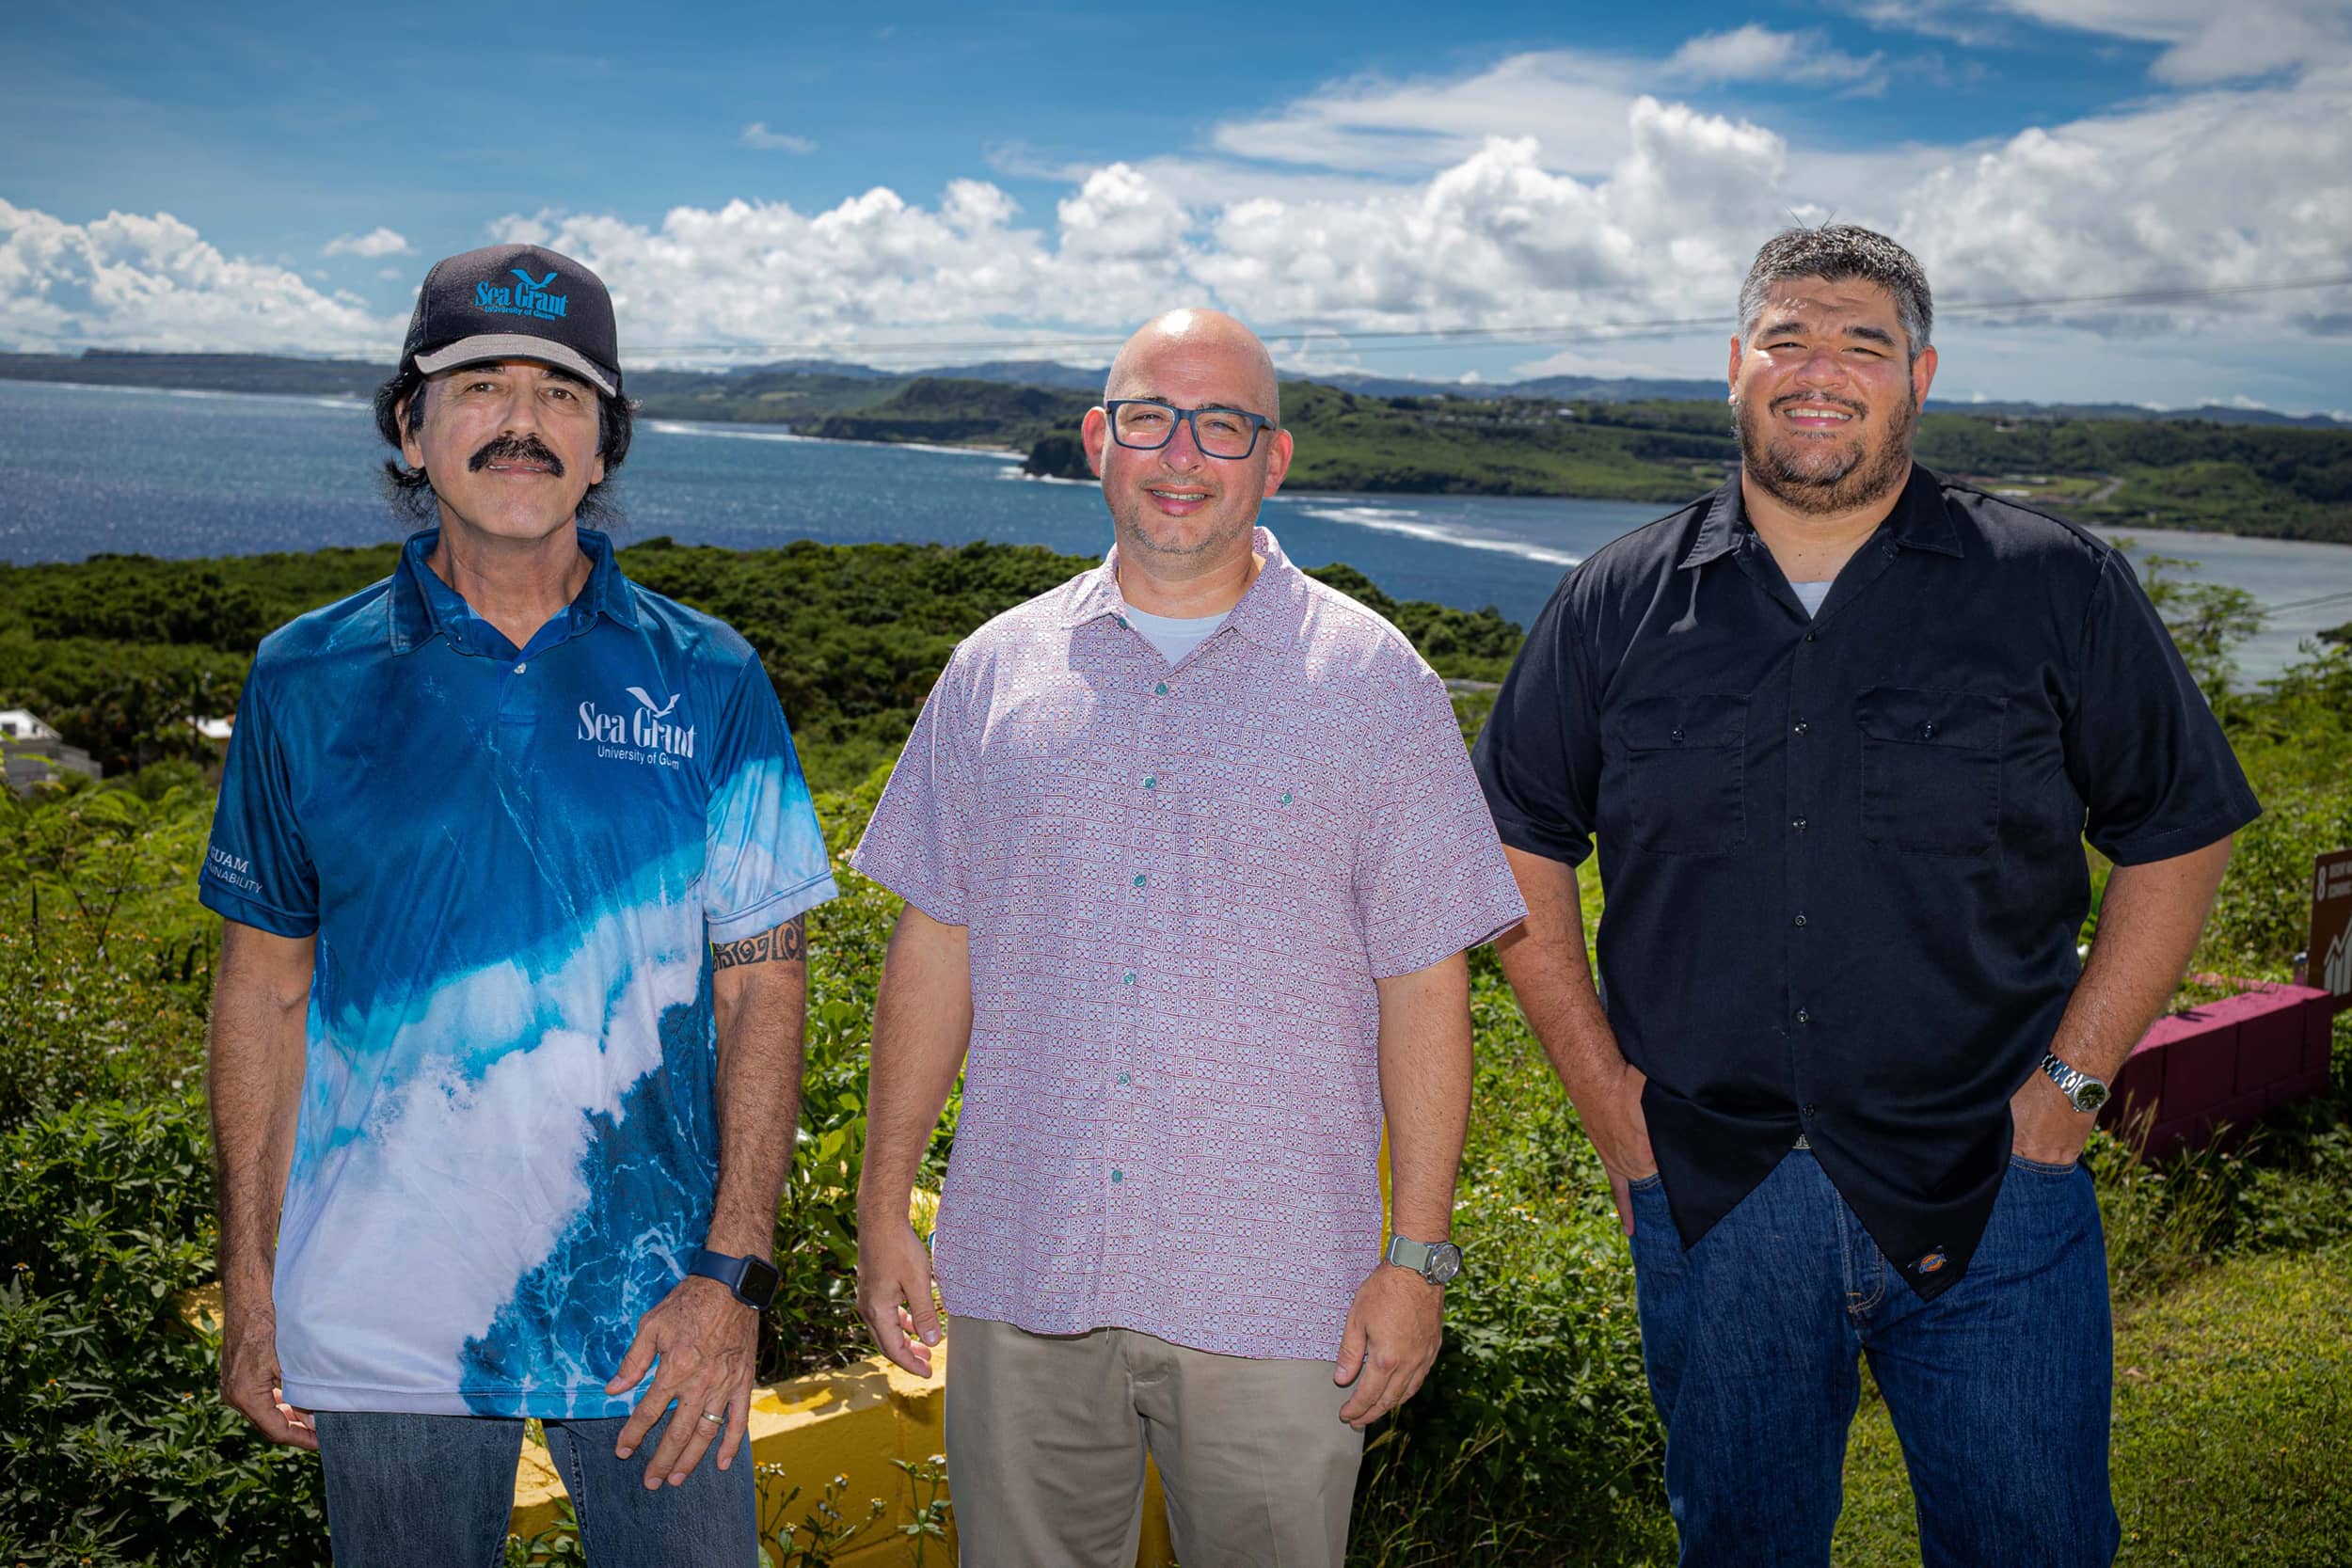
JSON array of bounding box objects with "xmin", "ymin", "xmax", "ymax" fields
[{"xmin": 1104, "ymin": 399, "xmax": 1276, "ymax": 461}]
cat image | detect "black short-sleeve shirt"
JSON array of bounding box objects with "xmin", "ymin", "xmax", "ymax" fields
[{"xmin": 1473, "ymin": 466, "xmax": 2261, "ymax": 1298}]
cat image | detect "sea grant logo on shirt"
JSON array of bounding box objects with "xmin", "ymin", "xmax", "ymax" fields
[
  {"xmin": 578, "ymin": 687, "xmax": 694, "ymax": 767},
  {"xmin": 474, "ymin": 268, "xmax": 570, "ymax": 323}
]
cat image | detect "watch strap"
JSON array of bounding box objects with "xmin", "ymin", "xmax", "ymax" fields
[
  {"xmin": 1386, "ymin": 1235, "xmax": 1436, "ymax": 1275},
  {"xmin": 689, "ymin": 1247, "xmax": 779, "ymax": 1310},
  {"xmin": 1385, "ymin": 1233, "xmax": 1462, "ymax": 1284},
  {"xmin": 2038, "ymin": 1052, "xmax": 2109, "ymax": 1113}
]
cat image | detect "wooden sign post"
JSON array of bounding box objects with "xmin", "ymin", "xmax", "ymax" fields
[{"xmin": 2311, "ymin": 849, "xmax": 2352, "ymax": 1013}]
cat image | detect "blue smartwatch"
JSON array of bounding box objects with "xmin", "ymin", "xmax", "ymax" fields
[{"xmin": 689, "ymin": 1248, "xmax": 781, "ymax": 1310}]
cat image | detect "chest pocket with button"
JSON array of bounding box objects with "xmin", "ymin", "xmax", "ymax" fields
[
  {"xmin": 1854, "ymin": 686, "xmax": 2005, "ymax": 855},
  {"xmin": 1615, "ymin": 692, "xmax": 1748, "ymax": 856}
]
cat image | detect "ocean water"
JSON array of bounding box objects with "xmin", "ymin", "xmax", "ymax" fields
[{"xmin": 4, "ymin": 377, "xmax": 2347, "ymax": 681}]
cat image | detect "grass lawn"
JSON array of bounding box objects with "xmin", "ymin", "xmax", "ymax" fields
[{"xmin": 1834, "ymin": 1243, "xmax": 2352, "ymax": 1565}]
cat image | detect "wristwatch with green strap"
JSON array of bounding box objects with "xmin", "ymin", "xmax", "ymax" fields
[{"xmin": 1385, "ymin": 1234, "xmax": 1464, "ymax": 1285}]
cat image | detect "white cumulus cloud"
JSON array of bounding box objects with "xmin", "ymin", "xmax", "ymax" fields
[
  {"xmin": 0, "ymin": 199, "xmax": 405, "ymax": 356},
  {"xmin": 1888, "ymin": 64, "xmax": 2352, "ymax": 323},
  {"xmin": 322, "ymin": 226, "xmax": 410, "ymax": 258},
  {"xmin": 740, "ymin": 121, "xmax": 817, "ymax": 153}
]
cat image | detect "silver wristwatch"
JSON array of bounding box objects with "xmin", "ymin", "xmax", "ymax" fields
[
  {"xmin": 2039, "ymin": 1052, "xmax": 2111, "ymax": 1115},
  {"xmin": 1385, "ymin": 1234, "xmax": 1464, "ymax": 1286}
]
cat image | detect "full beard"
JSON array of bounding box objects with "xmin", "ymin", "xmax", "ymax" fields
[{"xmin": 1735, "ymin": 387, "xmax": 1917, "ymax": 516}]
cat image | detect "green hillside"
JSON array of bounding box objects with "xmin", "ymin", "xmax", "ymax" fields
[
  {"xmin": 792, "ymin": 377, "xmax": 1094, "ymax": 451},
  {"xmin": 1278, "ymin": 388, "xmax": 1731, "ymax": 500}
]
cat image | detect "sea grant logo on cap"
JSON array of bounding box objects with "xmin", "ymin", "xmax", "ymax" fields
[{"xmin": 400, "ymin": 244, "xmax": 622, "ymax": 398}]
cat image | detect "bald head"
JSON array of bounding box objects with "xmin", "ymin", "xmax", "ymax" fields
[{"xmin": 1105, "ymin": 308, "xmax": 1280, "ymax": 426}]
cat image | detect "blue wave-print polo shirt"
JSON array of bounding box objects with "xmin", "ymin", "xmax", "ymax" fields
[{"xmin": 199, "ymin": 529, "xmax": 837, "ymax": 1418}]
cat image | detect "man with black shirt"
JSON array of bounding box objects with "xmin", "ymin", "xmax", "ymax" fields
[{"xmin": 1474, "ymin": 225, "xmax": 2257, "ymax": 1567}]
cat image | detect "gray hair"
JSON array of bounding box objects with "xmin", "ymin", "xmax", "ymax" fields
[{"xmin": 1737, "ymin": 225, "xmax": 1933, "ymax": 359}]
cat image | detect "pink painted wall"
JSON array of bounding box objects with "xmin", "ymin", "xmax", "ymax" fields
[{"xmin": 2093, "ymin": 984, "xmax": 2334, "ymax": 1161}]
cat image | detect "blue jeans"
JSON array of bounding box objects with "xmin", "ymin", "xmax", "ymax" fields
[
  {"xmin": 313, "ymin": 1406, "xmax": 755, "ymax": 1567},
  {"xmin": 1628, "ymin": 1148, "xmax": 2120, "ymax": 1568}
]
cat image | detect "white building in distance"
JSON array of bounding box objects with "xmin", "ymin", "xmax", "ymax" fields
[{"xmin": 1, "ymin": 708, "xmax": 103, "ymax": 792}]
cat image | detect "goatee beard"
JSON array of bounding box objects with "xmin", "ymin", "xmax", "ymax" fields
[{"xmin": 1736, "ymin": 388, "xmax": 1916, "ymax": 516}]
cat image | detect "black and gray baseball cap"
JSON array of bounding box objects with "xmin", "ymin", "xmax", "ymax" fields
[{"xmin": 399, "ymin": 244, "xmax": 622, "ymax": 397}]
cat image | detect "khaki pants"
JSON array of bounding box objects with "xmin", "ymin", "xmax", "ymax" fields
[{"xmin": 945, "ymin": 1318, "xmax": 1364, "ymax": 1568}]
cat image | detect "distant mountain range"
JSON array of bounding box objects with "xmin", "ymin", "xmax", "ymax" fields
[
  {"xmin": 702, "ymin": 356, "xmax": 2352, "ymax": 427},
  {"xmin": 2, "ymin": 348, "xmax": 2343, "ymax": 429}
]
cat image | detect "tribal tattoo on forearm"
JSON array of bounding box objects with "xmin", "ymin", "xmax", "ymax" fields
[{"xmin": 711, "ymin": 914, "xmax": 806, "ymax": 969}]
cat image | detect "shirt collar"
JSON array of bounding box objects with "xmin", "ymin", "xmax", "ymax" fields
[
  {"xmin": 1678, "ymin": 463, "xmax": 1963, "ymax": 570},
  {"xmin": 389, "ymin": 527, "xmax": 639, "ymax": 656},
  {"xmin": 1060, "ymin": 524, "xmax": 1304, "ymax": 651}
]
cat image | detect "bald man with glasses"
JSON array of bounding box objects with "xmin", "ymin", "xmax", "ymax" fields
[{"xmin": 849, "ymin": 309, "xmax": 1525, "ymax": 1566}]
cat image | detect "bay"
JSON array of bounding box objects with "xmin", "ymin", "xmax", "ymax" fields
[{"xmin": 3, "ymin": 378, "xmax": 2346, "ymax": 682}]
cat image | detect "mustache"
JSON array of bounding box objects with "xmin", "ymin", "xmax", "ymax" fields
[{"xmin": 468, "ymin": 434, "xmax": 565, "ymax": 476}]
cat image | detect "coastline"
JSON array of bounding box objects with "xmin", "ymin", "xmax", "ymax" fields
[{"xmin": 5, "ymin": 374, "xmax": 2349, "ymax": 567}]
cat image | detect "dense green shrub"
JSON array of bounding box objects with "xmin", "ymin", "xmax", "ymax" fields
[
  {"xmin": 0, "ymin": 779, "xmax": 216, "ymax": 1128},
  {"xmin": 1351, "ymin": 956, "xmax": 1671, "ymax": 1567},
  {"xmin": 2196, "ymin": 641, "xmax": 2352, "ymax": 978},
  {"xmin": 763, "ymin": 770, "xmax": 906, "ymax": 1380},
  {"xmin": 0, "ymin": 927, "xmax": 210, "ymax": 1129},
  {"xmin": 2197, "ymin": 776, "xmax": 2352, "ymax": 976},
  {"xmin": 0, "ymin": 1091, "xmax": 329, "ymax": 1566}
]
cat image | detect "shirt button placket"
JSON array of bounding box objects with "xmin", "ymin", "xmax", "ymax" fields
[
  {"xmin": 496, "ymin": 654, "xmax": 537, "ymax": 724},
  {"xmin": 1115, "ymin": 653, "xmax": 1168, "ymax": 1213},
  {"xmin": 1788, "ymin": 628, "xmax": 1820, "ymax": 1136}
]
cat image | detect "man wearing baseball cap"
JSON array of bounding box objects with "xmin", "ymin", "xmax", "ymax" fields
[{"xmin": 202, "ymin": 244, "xmax": 836, "ymax": 1564}]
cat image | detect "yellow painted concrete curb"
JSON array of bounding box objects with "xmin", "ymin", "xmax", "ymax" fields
[{"xmin": 510, "ymin": 1328, "xmax": 1178, "ymax": 1566}]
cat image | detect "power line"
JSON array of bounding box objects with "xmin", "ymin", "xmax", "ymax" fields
[
  {"xmin": 617, "ymin": 273, "xmax": 2352, "ymax": 361},
  {"xmin": 1940, "ymin": 275, "xmax": 2352, "ymax": 317},
  {"xmin": 2261, "ymin": 587, "xmax": 2352, "ymax": 615}
]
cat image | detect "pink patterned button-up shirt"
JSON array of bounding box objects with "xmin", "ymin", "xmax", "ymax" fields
[{"xmin": 850, "ymin": 528, "xmax": 1526, "ymax": 1359}]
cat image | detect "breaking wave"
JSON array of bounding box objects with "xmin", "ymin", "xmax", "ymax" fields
[{"xmin": 1292, "ymin": 502, "xmax": 1582, "ymax": 568}]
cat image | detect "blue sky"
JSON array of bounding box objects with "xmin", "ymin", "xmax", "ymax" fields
[{"xmin": 6, "ymin": 0, "xmax": 2350, "ymax": 412}]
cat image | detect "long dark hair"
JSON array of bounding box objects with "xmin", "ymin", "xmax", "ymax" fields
[{"xmin": 373, "ymin": 366, "xmax": 636, "ymax": 524}]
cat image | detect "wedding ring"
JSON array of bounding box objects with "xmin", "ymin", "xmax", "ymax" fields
[{"xmin": 700, "ymin": 1410, "xmax": 724, "ymax": 1425}]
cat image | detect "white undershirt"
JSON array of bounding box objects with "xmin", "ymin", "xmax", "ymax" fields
[
  {"xmin": 1123, "ymin": 606, "xmax": 1230, "ymax": 666},
  {"xmin": 1789, "ymin": 579, "xmax": 1834, "ymax": 617}
]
